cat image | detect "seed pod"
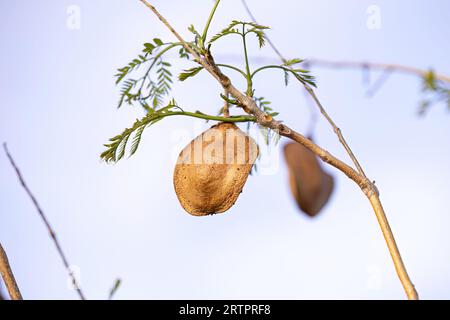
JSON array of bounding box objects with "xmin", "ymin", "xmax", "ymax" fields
[
  {"xmin": 173, "ymin": 122, "xmax": 259, "ymax": 216},
  {"xmin": 283, "ymin": 141, "xmax": 334, "ymax": 217}
]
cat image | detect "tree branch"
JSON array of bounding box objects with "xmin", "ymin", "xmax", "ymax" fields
[
  {"xmin": 0, "ymin": 242, "xmax": 23, "ymax": 300},
  {"xmin": 138, "ymin": 0, "xmax": 418, "ymax": 300},
  {"xmin": 240, "ymin": 0, "xmax": 286, "ymax": 63},
  {"xmin": 3, "ymin": 143, "xmax": 86, "ymax": 300}
]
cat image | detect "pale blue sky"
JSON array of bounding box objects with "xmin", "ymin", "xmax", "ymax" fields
[{"xmin": 1, "ymin": 0, "xmax": 449, "ymax": 299}]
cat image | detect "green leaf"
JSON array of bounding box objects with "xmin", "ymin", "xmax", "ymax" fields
[
  {"xmin": 188, "ymin": 24, "xmax": 204, "ymax": 48},
  {"xmin": 418, "ymin": 70, "xmax": 450, "ymax": 114},
  {"xmin": 255, "ymin": 30, "xmax": 266, "ymax": 48},
  {"xmin": 283, "ymin": 58, "xmax": 304, "ymax": 67},
  {"xmin": 291, "ymin": 69, "xmax": 316, "ymax": 87},
  {"xmin": 101, "ymin": 101, "xmax": 179, "ymax": 163},
  {"xmin": 254, "ymin": 96, "xmax": 279, "ymax": 120},
  {"xmin": 115, "ymin": 55, "xmax": 147, "ymax": 84},
  {"xmin": 259, "ymin": 125, "xmax": 270, "ymax": 145},
  {"xmin": 115, "ymin": 67, "xmax": 130, "ymax": 84},
  {"xmin": 246, "ymin": 28, "xmax": 266, "ymax": 48},
  {"xmin": 115, "ymin": 38, "xmax": 173, "ymax": 86},
  {"xmin": 178, "ymin": 47, "xmax": 189, "ymax": 59},
  {"xmin": 108, "ymin": 279, "xmax": 121, "ymax": 300},
  {"xmin": 208, "ymin": 21, "xmax": 270, "ymax": 45},
  {"xmin": 423, "ymin": 70, "xmax": 437, "ymax": 90},
  {"xmin": 188, "ymin": 24, "xmax": 201, "ymax": 38},
  {"xmin": 153, "ymin": 38, "xmax": 163, "ymax": 46},
  {"xmin": 178, "ymin": 67, "xmax": 204, "ymax": 81},
  {"xmin": 244, "ymin": 21, "xmax": 270, "ymax": 30},
  {"xmin": 143, "ymin": 43, "xmax": 155, "ymax": 54}
]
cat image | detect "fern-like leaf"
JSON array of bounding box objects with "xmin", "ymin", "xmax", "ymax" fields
[
  {"xmin": 246, "ymin": 28, "xmax": 267, "ymax": 47},
  {"xmin": 118, "ymin": 79, "xmax": 138, "ymax": 108},
  {"xmin": 115, "ymin": 38, "xmax": 176, "ymax": 110},
  {"xmin": 244, "ymin": 21, "xmax": 270, "ymax": 30},
  {"xmin": 101, "ymin": 100, "xmax": 179, "ymax": 163},
  {"xmin": 115, "ymin": 55, "xmax": 148, "ymax": 85},
  {"xmin": 283, "ymin": 58, "xmax": 304, "ymax": 67}
]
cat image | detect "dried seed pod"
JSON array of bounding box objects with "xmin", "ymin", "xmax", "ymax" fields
[
  {"xmin": 283, "ymin": 141, "xmax": 334, "ymax": 217},
  {"xmin": 173, "ymin": 122, "xmax": 259, "ymax": 216}
]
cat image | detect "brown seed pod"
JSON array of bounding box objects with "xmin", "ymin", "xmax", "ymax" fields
[
  {"xmin": 283, "ymin": 141, "xmax": 334, "ymax": 217},
  {"xmin": 173, "ymin": 122, "xmax": 259, "ymax": 216}
]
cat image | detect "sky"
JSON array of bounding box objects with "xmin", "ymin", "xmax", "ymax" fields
[{"xmin": 1, "ymin": 0, "xmax": 449, "ymax": 300}]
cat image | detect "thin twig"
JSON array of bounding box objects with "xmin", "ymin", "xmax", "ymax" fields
[
  {"xmin": 3, "ymin": 143, "xmax": 86, "ymax": 300},
  {"xmin": 304, "ymin": 86, "xmax": 367, "ymax": 176},
  {"xmin": 240, "ymin": 0, "xmax": 367, "ymax": 177},
  {"xmin": 0, "ymin": 243, "xmax": 23, "ymax": 300},
  {"xmin": 138, "ymin": 0, "xmax": 231, "ymax": 86},
  {"xmin": 240, "ymin": 0, "xmax": 286, "ymax": 63},
  {"xmin": 138, "ymin": 0, "xmax": 418, "ymax": 300},
  {"xmin": 302, "ymin": 87, "xmax": 318, "ymax": 138}
]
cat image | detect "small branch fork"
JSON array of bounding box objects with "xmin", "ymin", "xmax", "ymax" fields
[
  {"xmin": 138, "ymin": 0, "xmax": 418, "ymax": 300},
  {"xmin": 0, "ymin": 243, "xmax": 23, "ymax": 300},
  {"xmin": 3, "ymin": 143, "xmax": 86, "ymax": 300}
]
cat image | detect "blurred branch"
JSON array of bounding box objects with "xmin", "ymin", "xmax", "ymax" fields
[
  {"xmin": 364, "ymin": 67, "xmax": 393, "ymax": 97},
  {"xmin": 140, "ymin": 0, "xmax": 418, "ymax": 300},
  {"xmin": 3, "ymin": 143, "xmax": 86, "ymax": 300},
  {"xmin": 241, "ymin": 0, "xmax": 450, "ymax": 84},
  {"xmin": 0, "ymin": 242, "xmax": 23, "ymax": 300},
  {"xmin": 306, "ymin": 59, "xmax": 450, "ymax": 83}
]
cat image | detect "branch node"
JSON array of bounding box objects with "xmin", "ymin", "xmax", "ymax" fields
[{"xmin": 362, "ymin": 179, "xmax": 380, "ymax": 198}]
